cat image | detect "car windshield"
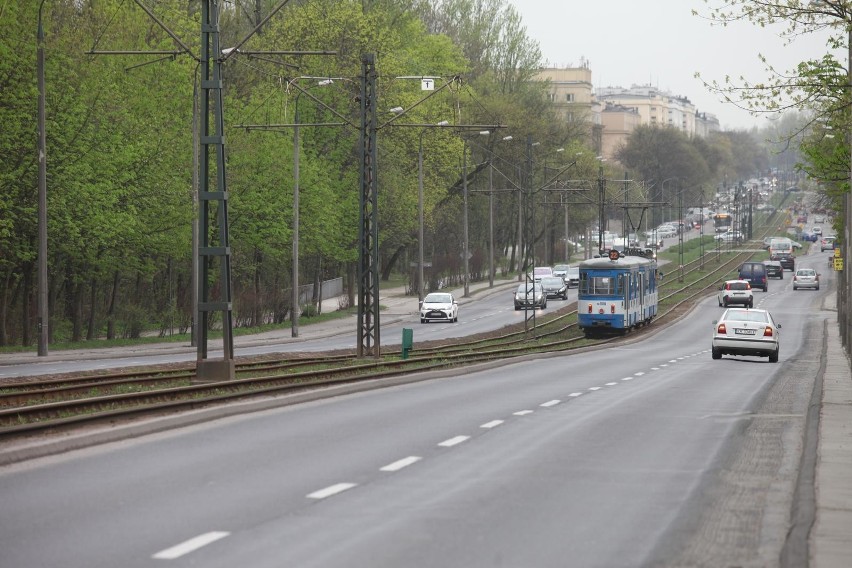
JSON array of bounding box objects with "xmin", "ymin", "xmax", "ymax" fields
[
  {"xmin": 724, "ymin": 310, "xmax": 769, "ymax": 323},
  {"xmin": 553, "ymin": 265, "xmax": 569, "ymax": 272},
  {"xmin": 567, "ymin": 267, "xmax": 579, "ymax": 275},
  {"xmin": 423, "ymin": 294, "xmax": 452, "ymax": 304},
  {"xmin": 541, "ymin": 277, "xmax": 563, "ymax": 286}
]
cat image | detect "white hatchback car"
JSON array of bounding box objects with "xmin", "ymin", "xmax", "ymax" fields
[
  {"xmin": 712, "ymin": 308, "xmax": 781, "ymax": 363},
  {"xmin": 717, "ymin": 280, "xmax": 754, "ymax": 308},
  {"xmin": 419, "ymin": 292, "xmax": 458, "ymax": 323}
]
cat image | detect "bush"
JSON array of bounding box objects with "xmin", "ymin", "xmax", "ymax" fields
[{"xmin": 301, "ymin": 304, "xmax": 318, "ymax": 318}]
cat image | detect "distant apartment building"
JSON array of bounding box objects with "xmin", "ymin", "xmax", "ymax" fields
[
  {"xmin": 600, "ymin": 103, "xmax": 641, "ymax": 159},
  {"xmin": 532, "ymin": 63, "xmax": 595, "ymax": 125},
  {"xmin": 534, "ymin": 68, "xmax": 721, "ymax": 161},
  {"xmin": 597, "ymin": 85, "xmax": 697, "ymax": 132}
]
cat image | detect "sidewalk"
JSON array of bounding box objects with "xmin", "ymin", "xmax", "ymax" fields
[
  {"xmin": 810, "ymin": 318, "xmax": 852, "ymax": 567},
  {"xmin": 0, "ymin": 277, "xmax": 521, "ymax": 366}
]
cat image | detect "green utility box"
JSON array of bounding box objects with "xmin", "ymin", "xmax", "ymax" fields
[{"xmin": 401, "ymin": 328, "xmax": 413, "ymax": 359}]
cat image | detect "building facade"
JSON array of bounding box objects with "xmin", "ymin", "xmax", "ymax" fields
[{"xmin": 534, "ymin": 68, "xmax": 721, "ymax": 161}]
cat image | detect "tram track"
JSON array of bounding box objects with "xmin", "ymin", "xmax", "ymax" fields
[{"xmin": 0, "ymin": 236, "xmax": 768, "ymax": 440}]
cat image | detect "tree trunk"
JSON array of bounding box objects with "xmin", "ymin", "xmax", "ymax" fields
[
  {"xmin": 381, "ymin": 245, "xmax": 405, "ymax": 281},
  {"xmin": 107, "ymin": 271, "xmax": 119, "ymax": 340},
  {"xmin": 253, "ymin": 248, "xmax": 262, "ymax": 327},
  {"xmin": 86, "ymin": 278, "xmax": 97, "ymax": 341},
  {"xmin": 316, "ymin": 256, "xmax": 323, "ymax": 315},
  {"xmin": 71, "ymin": 281, "xmax": 83, "ymax": 343},
  {"xmin": 21, "ymin": 263, "xmax": 32, "ymax": 347},
  {"xmin": 0, "ymin": 270, "xmax": 10, "ymax": 346},
  {"xmin": 347, "ymin": 261, "xmax": 356, "ymax": 308}
]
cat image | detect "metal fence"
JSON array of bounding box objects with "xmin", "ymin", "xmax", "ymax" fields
[{"xmin": 297, "ymin": 277, "xmax": 344, "ymax": 307}]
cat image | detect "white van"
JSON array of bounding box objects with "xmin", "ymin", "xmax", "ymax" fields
[{"xmin": 768, "ymin": 237, "xmax": 793, "ymax": 256}]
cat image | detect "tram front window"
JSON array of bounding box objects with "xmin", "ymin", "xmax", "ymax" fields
[{"xmin": 587, "ymin": 276, "xmax": 615, "ymax": 295}]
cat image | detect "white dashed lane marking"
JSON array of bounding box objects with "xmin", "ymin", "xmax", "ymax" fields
[
  {"xmin": 296, "ymin": 352, "xmax": 700, "ymax": 507},
  {"xmin": 307, "ymin": 483, "xmax": 357, "ymax": 500},
  {"xmin": 380, "ymin": 456, "xmax": 421, "ymax": 472},
  {"xmin": 438, "ymin": 436, "xmax": 470, "ymax": 447},
  {"xmin": 152, "ymin": 531, "xmax": 230, "ymax": 560}
]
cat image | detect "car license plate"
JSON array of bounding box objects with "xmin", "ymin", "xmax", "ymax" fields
[{"xmin": 735, "ymin": 328, "xmax": 756, "ymax": 335}]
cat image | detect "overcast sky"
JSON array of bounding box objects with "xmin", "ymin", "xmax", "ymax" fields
[{"xmin": 510, "ymin": 0, "xmax": 837, "ymax": 131}]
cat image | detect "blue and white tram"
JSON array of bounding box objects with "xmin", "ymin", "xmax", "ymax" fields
[{"xmin": 578, "ymin": 252, "xmax": 658, "ymax": 336}]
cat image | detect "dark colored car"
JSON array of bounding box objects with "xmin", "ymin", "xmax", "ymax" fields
[
  {"xmin": 771, "ymin": 252, "xmax": 795, "ymax": 271},
  {"xmin": 738, "ymin": 261, "xmax": 768, "ymax": 292},
  {"xmin": 540, "ymin": 277, "xmax": 568, "ymax": 300},
  {"xmin": 514, "ymin": 283, "xmax": 546, "ymax": 310},
  {"xmin": 763, "ymin": 260, "xmax": 784, "ymax": 280}
]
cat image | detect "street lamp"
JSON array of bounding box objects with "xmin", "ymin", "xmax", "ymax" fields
[
  {"xmin": 541, "ymin": 147, "xmax": 564, "ymax": 264},
  {"xmin": 292, "ymin": 78, "xmax": 334, "ymax": 337},
  {"xmin": 418, "ymin": 120, "xmax": 450, "ymax": 304},
  {"xmin": 487, "ymin": 134, "xmax": 514, "ymax": 287},
  {"xmin": 37, "ymin": 0, "xmax": 48, "ymax": 356},
  {"xmin": 462, "ymin": 131, "xmax": 490, "ymax": 297},
  {"xmin": 596, "ymin": 157, "xmax": 607, "ymax": 255}
]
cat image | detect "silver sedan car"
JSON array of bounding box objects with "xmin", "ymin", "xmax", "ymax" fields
[
  {"xmin": 711, "ymin": 308, "xmax": 781, "ymax": 363},
  {"xmin": 793, "ymin": 268, "xmax": 820, "ymax": 290}
]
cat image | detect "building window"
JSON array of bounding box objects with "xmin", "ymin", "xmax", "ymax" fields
[
  {"xmin": 548, "ymin": 93, "xmax": 555, "ymax": 102},
  {"xmin": 565, "ymin": 93, "xmax": 574, "ymax": 102}
]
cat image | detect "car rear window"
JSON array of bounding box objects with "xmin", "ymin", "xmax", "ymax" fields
[
  {"xmin": 727, "ymin": 282, "xmax": 750, "ymax": 290},
  {"xmin": 725, "ymin": 310, "xmax": 768, "ymax": 323}
]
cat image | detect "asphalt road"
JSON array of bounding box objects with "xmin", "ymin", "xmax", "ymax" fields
[{"xmin": 0, "ymin": 252, "xmax": 832, "ymax": 567}]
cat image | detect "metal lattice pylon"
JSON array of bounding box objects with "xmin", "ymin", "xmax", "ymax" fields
[
  {"xmin": 357, "ymin": 54, "xmax": 380, "ymax": 357},
  {"xmin": 196, "ymin": 0, "xmax": 235, "ymax": 380}
]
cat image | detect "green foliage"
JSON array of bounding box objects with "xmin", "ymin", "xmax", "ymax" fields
[{"xmin": 0, "ymin": 0, "xmax": 580, "ymax": 349}]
